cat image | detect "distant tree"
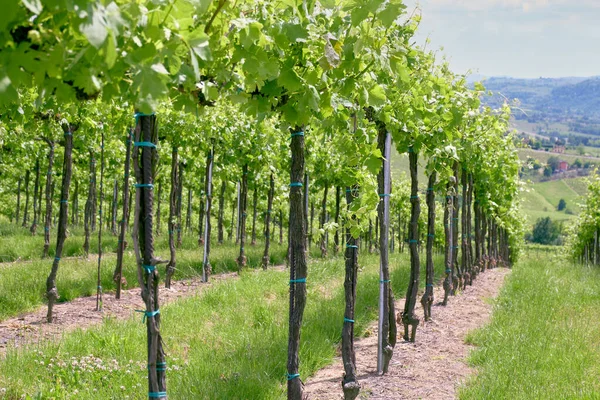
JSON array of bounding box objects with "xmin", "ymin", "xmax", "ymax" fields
[
  {"xmin": 543, "ymin": 166, "xmax": 553, "ymax": 177},
  {"xmin": 531, "ymin": 217, "xmax": 561, "ymax": 245},
  {"xmin": 573, "ymin": 158, "xmax": 582, "ymax": 168},
  {"xmin": 557, "ymin": 199, "xmax": 566, "ymax": 211},
  {"xmin": 577, "ymin": 145, "xmax": 586, "ymax": 156},
  {"xmin": 547, "ymin": 156, "xmax": 560, "ymax": 172}
]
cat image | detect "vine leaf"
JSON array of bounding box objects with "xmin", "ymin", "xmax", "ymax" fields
[{"xmin": 21, "ymin": 0, "xmax": 42, "ymax": 14}]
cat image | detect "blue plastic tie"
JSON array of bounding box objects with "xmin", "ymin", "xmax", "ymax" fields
[
  {"xmin": 143, "ymin": 265, "xmax": 155, "ymax": 274},
  {"xmin": 55, "ymin": 257, "xmax": 60, "ymax": 261},
  {"xmin": 344, "ymin": 317, "xmax": 355, "ymax": 323},
  {"xmin": 64, "ymin": 132, "xmax": 72, "ymax": 136},
  {"xmin": 428, "ymin": 234, "xmax": 435, "ymax": 237},
  {"xmin": 97, "ymin": 286, "xmax": 102, "ymax": 290},
  {"xmin": 134, "ymin": 141, "xmax": 157, "ymax": 149},
  {"xmin": 290, "ymin": 131, "xmax": 304, "ymax": 137},
  {"xmin": 426, "ymin": 283, "xmax": 433, "ymax": 287},
  {"xmin": 411, "ymin": 195, "xmax": 419, "ymax": 199},
  {"xmin": 379, "ymin": 194, "xmax": 390, "ymax": 197},
  {"xmin": 408, "ymin": 147, "xmax": 414, "ymax": 153},
  {"xmin": 287, "ymin": 373, "xmax": 300, "ymax": 381},
  {"xmin": 427, "ymin": 188, "xmax": 434, "ymax": 191},
  {"xmin": 44, "ymin": 227, "xmax": 49, "ymax": 231},
  {"xmin": 452, "ymin": 246, "xmax": 459, "ymax": 249},
  {"xmin": 289, "ymin": 182, "xmax": 303, "ymax": 188},
  {"xmin": 409, "ymin": 240, "xmax": 418, "ymax": 243},
  {"xmin": 135, "ymin": 184, "xmax": 154, "ymax": 189},
  {"xmin": 60, "ymin": 200, "xmax": 68, "ymax": 203},
  {"xmin": 346, "ymin": 245, "xmax": 358, "ymax": 249},
  {"xmin": 445, "ymin": 269, "xmax": 452, "ymax": 273},
  {"xmin": 380, "ymin": 279, "xmax": 390, "ymax": 283},
  {"xmin": 136, "ymin": 309, "xmax": 160, "ymax": 323},
  {"xmin": 289, "ymin": 278, "xmax": 306, "ymax": 284},
  {"xmin": 148, "ymin": 391, "xmax": 167, "ymax": 398},
  {"xmin": 149, "ymin": 362, "xmax": 167, "ymax": 371}
]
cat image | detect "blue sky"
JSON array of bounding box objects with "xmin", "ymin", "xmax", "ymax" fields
[{"xmin": 403, "ymin": 0, "xmax": 600, "ymax": 78}]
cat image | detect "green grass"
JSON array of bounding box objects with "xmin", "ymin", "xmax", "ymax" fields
[
  {"xmin": 0, "ymin": 219, "xmax": 255, "ymax": 263},
  {"xmin": 459, "ymin": 252, "xmax": 600, "ymax": 399},
  {"xmin": 0, "ymin": 241, "xmax": 288, "ymax": 322},
  {"xmin": 519, "ymin": 177, "xmax": 589, "ymax": 227},
  {"xmin": 0, "ymin": 251, "xmax": 444, "ymax": 399}
]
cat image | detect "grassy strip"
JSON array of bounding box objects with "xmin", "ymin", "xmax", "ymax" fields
[
  {"xmin": 0, "ymin": 243, "xmax": 288, "ymax": 321},
  {"xmin": 0, "ymin": 252, "xmax": 443, "ymax": 399},
  {"xmin": 0, "ymin": 221, "xmax": 245, "ymax": 263},
  {"xmin": 460, "ymin": 253, "xmax": 600, "ymax": 399}
]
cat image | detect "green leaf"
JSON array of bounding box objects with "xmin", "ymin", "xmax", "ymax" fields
[
  {"xmin": 368, "ymin": 85, "xmax": 386, "ymax": 107},
  {"xmin": 105, "ymin": 34, "xmax": 117, "ymax": 69},
  {"xmin": 278, "ymin": 68, "xmax": 303, "ymax": 92},
  {"xmin": 151, "ymin": 63, "xmax": 169, "ymax": 75},
  {"xmin": 80, "ymin": 6, "xmax": 108, "ymax": 48},
  {"xmin": 189, "ymin": 33, "xmax": 212, "ymax": 61}
]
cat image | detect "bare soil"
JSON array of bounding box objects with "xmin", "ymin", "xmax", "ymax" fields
[
  {"xmin": 0, "ymin": 271, "xmax": 241, "ymax": 355},
  {"xmin": 304, "ymin": 267, "xmax": 510, "ymax": 400}
]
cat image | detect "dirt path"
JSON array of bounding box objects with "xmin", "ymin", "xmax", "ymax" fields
[
  {"xmin": 0, "ymin": 267, "xmax": 277, "ymax": 355},
  {"xmin": 305, "ymin": 267, "xmax": 510, "ymax": 400}
]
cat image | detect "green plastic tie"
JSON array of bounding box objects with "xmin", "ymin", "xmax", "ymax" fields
[
  {"xmin": 136, "ymin": 309, "xmax": 160, "ymax": 323},
  {"xmin": 286, "ymin": 373, "xmax": 300, "ymax": 381},
  {"xmin": 134, "ymin": 141, "xmax": 157, "ymax": 149},
  {"xmin": 143, "ymin": 265, "xmax": 155, "ymax": 274},
  {"xmin": 135, "ymin": 184, "xmax": 154, "ymax": 189}
]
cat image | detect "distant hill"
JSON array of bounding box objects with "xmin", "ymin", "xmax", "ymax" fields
[{"xmin": 476, "ymin": 76, "xmax": 600, "ymax": 141}]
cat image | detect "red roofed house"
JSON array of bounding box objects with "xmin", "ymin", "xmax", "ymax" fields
[{"xmin": 558, "ymin": 160, "xmax": 568, "ymax": 172}]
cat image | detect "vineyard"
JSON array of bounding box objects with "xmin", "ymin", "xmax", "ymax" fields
[{"xmin": 0, "ymin": 1, "xmax": 598, "ymax": 400}]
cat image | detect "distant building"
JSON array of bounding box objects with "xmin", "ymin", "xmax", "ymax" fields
[
  {"xmin": 552, "ymin": 145, "xmax": 566, "ymax": 153},
  {"xmin": 558, "ymin": 161, "xmax": 568, "ymax": 172}
]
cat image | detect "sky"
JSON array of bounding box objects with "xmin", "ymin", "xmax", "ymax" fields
[{"xmin": 402, "ymin": 0, "xmax": 600, "ymax": 78}]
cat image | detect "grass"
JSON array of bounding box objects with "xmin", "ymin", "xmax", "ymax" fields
[
  {"xmin": 0, "ymin": 251, "xmax": 444, "ymax": 399},
  {"xmin": 519, "ymin": 177, "xmax": 589, "ymax": 227},
  {"xmin": 0, "ymin": 219, "xmax": 255, "ymax": 263},
  {"xmin": 459, "ymin": 251, "xmax": 600, "ymax": 399},
  {"xmin": 0, "ymin": 241, "xmax": 288, "ymax": 322}
]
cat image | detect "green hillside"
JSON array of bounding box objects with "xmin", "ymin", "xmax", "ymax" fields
[{"xmin": 520, "ymin": 177, "xmax": 588, "ymax": 227}]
